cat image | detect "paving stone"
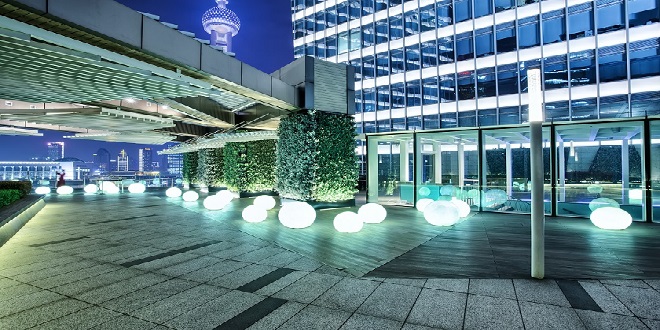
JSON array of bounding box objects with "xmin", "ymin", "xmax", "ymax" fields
[
  {"xmin": 383, "ymin": 278, "xmax": 427, "ymax": 287},
  {"xmin": 641, "ymin": 318, "xmax": 660, "ymax": 329},
  {"xmin": 165, "ymin": 290, "xmax": 263, "ymax": 330},
  {"xmin": 519, "ymin": 301, "xmax": 586, "ymax": 330},
  {"xmin": 210, "ymin": 243, "xmax": 263, "ymax": 259},
  {"xmin": 400, "ymin": 323, "xmax": 437, "ymax": 330},
  {"xmin": 50, "ymin": 268, "xmax": 144, "ymax": 296},
  {"xmin": 0, "ymin": 290, "xmax": 64, "ymax": 318},
  {"xmin": 513, "ymin": 279, "xmax": 571, "ymax": 307},
  {"xmin": 90, "ymin": 314, "xmax": 162, "ymax": 330},
  {"xmin": 425, "ymin": 278, "xmax": 469, "ymax": 293},
  {"xmin": 645, "ymin": 280, "xmax": 660, "ymax": 291},
  {"xmin": 312, "ymin": 277, "xmax": 380, "ymax": 313},
  {"xmin": 600, "ymin": 280, "xmax": 652, "ymax": 289},
  {"xmin": 578, "ymin": 281, "xmax": 633, "ymax": 315},
  {"xmin": 255, "ymin": 271, "xmax": 308, "ymax": 296},
  {"xmin": 274, "ymin": 272, "xmax": 343, "ymax": 304},
  {"xmin": 357, "ymin": 282, "xmax": 421, "ymax": 322},
  {"xmin": 0, "ymin": 283, "xmax": 42, "ymax": 302},
  {"xmin": 575, "ymin": 310, "xmax": 647, "ymax": 330},
  {"xmin": 469, "ymin": 279, "xmax": 516, "ymax": 300},
  {"xmin": 258, "ymin": 251, "xmax": 304, "ymax": 268},
  {"xmin": 131, "ymin": 252, "xmax": 201, "ymax": 271},
  {"xmin": 101, "ymin": 278, "xmax": 198, "ymax": 313},
  {"xmin": 278, "ymin": 304, "xmax": 351, "ymax": 330},
  {"xmin": 155, "ymin": 255, "xmax": 221, "ymax": 277},
  {"xmin": 37, "ymin": 306, "xmax": 121, "ymax": 330},
  {"xmin": 340, "ymin": 313, "xmax": 403, "ymax": 330},
  {"xmin": 0, "ymin": 298, "xmax": 89, "ymax": 329},
  {"xmin": 209, "ymin": 263, "xmax": 278, "ymax": 289},
  {"xmin": 0, "ymin": 277, "xmax": 21, "ymax": 290},
  {"xmin": 31, "ymin": 264, "xmax": 123, "ymax": 290},
  {"xmin": 74, "ymin": 272, "xmax": 169, "ymax": 304},
  {"xmin": 233, "ymin": 246, "xmax": 288, "ymax": 263},
  {"xmin": 606, "ymin": 285, "xmax": 660, "ymax": 320},
  {"xmin": 284, "ymin": 257, "xmax": 323, "ymax": 271},
  {"xmin": 464, "ymin": 294, "xmax": 524, "ymax": 330},
  {"xmin": 178, "ymin": 259, "xmax": 250, "ymax": 283},
  {"xmin": 247, "ymin": 301, "xmax": 306, "ymax": 330},
  {"xmin": 130, "ymin": 284, "xmax": 229, "ymax": 324},
  {"xmin": 407, "ymin": 288, "xmax": 466, "ymax": 329}
]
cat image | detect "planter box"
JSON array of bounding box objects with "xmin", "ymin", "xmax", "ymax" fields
[
  {"xmin": 238, "ymin": 190, "xmax": 279, "ymax": 198},
  {"xmin": 281, "ymin": 197, "xmax": 355, "ymax": 210}
]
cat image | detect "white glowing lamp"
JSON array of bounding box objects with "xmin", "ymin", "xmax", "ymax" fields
[
  {"xmin": 216, "ymin": 190, "xmax": 234, "ymax": 206},
  {"xmin": 101, "ymin": 181, "xmax": 117, "ymax": 192},
  {"xmin": 182, "ymin": 191, "xmax": 199, "ymax": 202},
  {"xmin": 587, "ymin": 184, "xmax": 603, "ymax": 194},
  {"xmin": 166, "ymin": 187, "xmax": 182, "ymax": 198},
  {"xmin": 333, "ymin": 211, "xmax": 363, "ymax": 233},
  {"xmin": 629, "ymin": 189, "xmax": 643, "ymax": 203},
  {"xmin": 35, "ymin": 187, "xmax": 51, "ymax": 195},
  {"xmin": 203, "ymin": 195, "xmax": 225, "ymax": 210},
  {"xmin": 105, "ymin": 185, "xmax": 120, "ymax": 194},
  {"xmin": 423, "ymin": 201, "xmax": 460, "ymax": 226},
  {"xmin": 418, "ymin": 186, "xmax": 431, "ymax": 197},
  {"xmin": 589, "ymin": 198, "xmax": 620, "ymax": 212},
  {"xmin": 527, "ymin": 69, "xmax": 544, "ymax": 122},
  {"xmin": 590, "ymin": 207, "xmax": 632, "ymax": 230},
  {"xmin": 416, "ymin": 198, "xmax": 434, "ymax": 212},
  {"xmin": 358, "ymin": 203, "xmax": 387, "ymax": 224},
  {"xmin": 278, "ymin": 201, "xmax": 316, "ymax": 229},
  {"xmin": 175, "ymin": 178, "xmax": 182, "ymax": 184},
  {"xmin": 243, "ymin": 205, "xmax": 268, "ymax": 223},
  {"xmin": 56, "ymin": 186, "xmax": 73, "ymax": 195},
  {"xmin": 440, "ymin": 185, "xmax": 455, "ymax": 196},
  {"xmin": 254, "ymin": 195, "xmax": 276, "ymax": 210},
  {"xmin": 128, "ymin": 183, "xmax": 146, "ymax": 194},
  {"xmin": 451, "ymin": 198, "xmax": 471, "ymax": 218},
  {"xmin": 84, "ymin": 184, "xmax": 98, "ymax": 194}
]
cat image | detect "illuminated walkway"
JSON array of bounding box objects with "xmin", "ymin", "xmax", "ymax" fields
[{"xmin": 1, "ymin": 193, "xmax": 659, "ymax": 329}]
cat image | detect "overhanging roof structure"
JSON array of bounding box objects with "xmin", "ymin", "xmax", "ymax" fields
[{"xmin": 159, "ymin": 131, "xmax": 279, "ymax": 154}]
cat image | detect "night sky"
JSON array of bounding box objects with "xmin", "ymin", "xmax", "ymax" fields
[{"xmin": 0, "ymin": 0, "xmax": 294, "ymax": 163}]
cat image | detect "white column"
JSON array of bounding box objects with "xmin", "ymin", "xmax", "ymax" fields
[
  {"xmin": 400, "ymin": 141, "xmax": 409, "ymax": 182},
  {"xmin": 367, "ymin": 139, "xmax": 379, "ymax": 202},
  {"xmin": 528, "ymin": 68, "xmax": 545, "ymax": 279},
  {"xmin": 434, "ymin": 143, "xmax": 442, "ymax": 184},
  {"xmin": 506, "ymin": 143, "xmax": 513, "ymax": 197},
  {"xmin": 622, "ymin": 139, "xmax": 629, "ymax": 204},
  {"xmin": 559, "ymin": 141, "xmax": 566, "ymax": 202},
  {"xmin": 458, "ymin": 143, "xmax": 465, "ymax": 188}
]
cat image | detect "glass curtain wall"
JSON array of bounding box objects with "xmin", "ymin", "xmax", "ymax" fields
[
  {"xmin": 367, "ymin": 134, "xmax": 414, "ymax": 205},
  {"xmin": 652, "ymin": 120, "xmax": 660, "ymax": 222}
]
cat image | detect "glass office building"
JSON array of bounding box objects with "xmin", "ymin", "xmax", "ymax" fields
[{"xmin": 291, "ymin": 0, "xmax": 660, "ymax": 222}]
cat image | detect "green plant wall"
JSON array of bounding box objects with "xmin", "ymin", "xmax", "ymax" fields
[
  {"xmin": 277, "ymin": 109, "xmax": 358, "ymax": 202},
  {"xmin": 182, "ymin": 152, "xmax": 199, "ymax": 185},
  {"xmin": 197, "ymin": 148, "xmax": 224, "ymax": 187},
  {"xmin": 223, "ymin": 140, "xmax": 276, "ymax": 193}
]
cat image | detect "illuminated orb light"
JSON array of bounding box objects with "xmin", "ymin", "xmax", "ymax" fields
[
  {"xmin": 242, "ymin": 205, "xmax": 268, "ymax": 223},
  {"xmin": 101, "ymin": 182, "xmax": 117, "ymax": 192},
  {"xmin": 216, "ymin": 190, "xmax": 234, "ymax": 207},
  {"xmin": 483, "ymin": 189, "xmax": 508, "ymax": 208},
  {"xmin": 629, "ymin": 189, "xmax": 643, "ymax": 204},
  {"xmin": 333, "ymin": 211, "xmax": 363, "ymax": 233},
  {"xmin": 278, "ymin": 202, "xmax": 316, "ymax": 229},
  {"xmin": 35, "ymin": 187, "xmax": 51, "ymax": 195},
  {"xmin": 166, "ymin": 187, "xmax": 182, "ymax": 198},
  {"xmin": 423, "ymin": 201, "xmax": 460, "ymax": 226},
  {"xmin": 418, "ymin": 186, "xmax": 431, "ymax": 197},
  {"xmin": 56, "ymin": 186, "xmax": 73, "ymax": 195},
  {"xmin": 105, "ymin": 185, "xmax": 120, "ymax": 194},
  {"xmin": 254, "ymin": 195, "xmax": 276, "ymax": 210},
  {"xmin": 84, "ymin": 184, "xmax": 98, "ymax": 194},
  {"xmin": 175, "ymin": 178, "xmax": 183, "ymax": 184},
  {"xmin": 182, "ymin": 191, "xmax": 199, "ymax": 202},
  {"xmin": 357, "ymin": 203, "xmax": 387, "ymax": 224},
  {"xmin": 467, "ymin": 189, "xmax": 480, "ymax": 199},
  {"xmin": 128, "ymin": 183, "xmax": 146, "ymax": 194},
  {"xmin": 416, "ymin": 198, "xmax": 435, "ymax": 212},
  {"xmin": 588, "ymin": 198, "xmax": 620, "ymax": 212},
  {"xmin": 440, "ymin": 185, "xmax": 455, "ymax": 196},
  {"xmin": 451, "ymin": 198, "xmax": 471, "ymax": 218},
  {"xmin": 587, "ymin": 184, "xmax": 603, "ymax": 194},
  {"xmin": 590, "ymin": 207, "xmax": 632, "ymax": 230},
  {"xmin": 203, "ymin": 195, "xmax": 225, "ymax": 210}
]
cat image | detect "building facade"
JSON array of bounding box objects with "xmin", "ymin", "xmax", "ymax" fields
[
  {"xmin": 291, "ymin": 0, "xmax": 660, "ymax": 222},
  {"xmin": 139, "ymin": 148, "xmax": 153, "ymax": 172},
  {"xmin": 47, "ymin": 142, "xmax": 64, "ymax": 160},
  {"xmin": 117, "ymin": 150, "xmax": 129, "ymax": 172},
  {"xmin": 93, "ymin": 148, "xmax": 111, "ymax": 174}
]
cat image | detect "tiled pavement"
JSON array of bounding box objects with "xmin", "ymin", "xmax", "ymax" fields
[{"xmin": 0, "ymin": 193, "xmax": 659, "ymax": 329}]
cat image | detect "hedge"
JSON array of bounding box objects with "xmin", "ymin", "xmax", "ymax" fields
[
  {"xmin": 276, "ymin": 109, "xmax": 358, "ymax": 202},
  {"xmin": 182, "ymin": 152, "xmax": 199, "ymax": 185},
  {"xmin": 223, "ymin": 140, "xmax": 276, "ymax": 193},
  {"xmin": 197, "ymin": 148, "xmax": 224, "ymax": 187},
  {"xmin": 0, "ymin": 181, "xmax": 32, "ymax": 196},
  {"xmin": 0, "ymin": 190, "xmax": 23, "ymax": 208}
]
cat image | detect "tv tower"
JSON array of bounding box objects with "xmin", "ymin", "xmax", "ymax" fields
[{"xmin": 202, "ymin": 0, "xmax": 241, "ymax": 53}]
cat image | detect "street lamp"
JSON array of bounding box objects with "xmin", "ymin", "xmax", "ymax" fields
[{"xmin": 528, "ymin": 68, "xmax": 545, "ymax": 279}]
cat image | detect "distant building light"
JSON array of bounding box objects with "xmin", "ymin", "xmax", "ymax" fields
[
  {"xmin": 125, "ymin": 98, "xmax": 136, "ymax": 104},
  {"xmin": 5, "ymin": 101, "xmax": 12, "ymax": 106}
]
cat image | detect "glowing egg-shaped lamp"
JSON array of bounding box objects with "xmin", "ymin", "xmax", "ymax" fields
[
  {"xmin": 254, "ymin": 195, "xmax": 276, "ymax": 210},
  {"xmin": 128, "ymin": 183, "xmax": 146, "ymax": 194},
  {"xmin": 440, "ymin": 185, "xmax": 455, "ymax": 196},
  {"xmin": 101, "ymin": 181, "xmax": 116, "ymax": 192},
  {"xmin": 166, "ymin": 187, "xmax": 182, "ymax": 198},
  {"xmin": 357, "ymin": 203, "xmax": 387, "ymax": 224},
  {"xmin": 451, "ymin": 198, "xmax": 471, "ymax": 218},
  {"xmin": 216, "ymin": 190, "xmax": 234, "ymax": 204},
  {"xmin": 105, "ymin": 185, "xmax": 120, "ymax": 194},
  {"xmin": 182, "ymin": 191, "xmax": 199, "ymax": 202},
  {"xmin": 629, "ymin": 189, "xmax": 643, "ymax": 204},
  {"xmin": 418, "ymin": 186, "xmax": 431, "ymax": 197},
  {"xmin": 423, "ymin": 201, "xmax": 460, "ymax": 226},
  {"xmin": 333, "ymin": 211, "xmax": 363, "ymax": 233},
  {"xmin": 175, "ymin": 178, "xmax": 183, "ymax": 184},
  {"xmin": 83, "ymin": 184, "xmax": 98, "ymax": 194},
  {"xmin": 203, "ymin": 195, "xmax": 224, "ymax": 210},
  {"xmin": 483, "ymin": 189, "xmax": 508, "ymax": 208},
  {"xmin": 416, "ymin": 198, "xmax": 435, "ymax": 212},
  {"xmin": 590, "ymin": 207, "xmax": 632, "ymax": 230},
  {"xmin": 56, "ymin": 186, "xmax": 73, "ymax": 195},
  {"xmin": 35, "ymin": 187, "xmax": 51, "ymax": 195},
  {"xmin": 587, "ymin": 184, "xmax": 603, "ymax": 194},
  {"xmin": 278, "ymin": 201, "xmax": 316, "ymax": 229},
  {"xmin": 588, "ymin": 198, "xmax": 620, "ymax": 212},
  {"xmin": 242, "ymin": 205, "xmax": 268, "ymax": 223}
]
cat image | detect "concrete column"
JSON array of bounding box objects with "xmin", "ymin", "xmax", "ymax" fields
[
  {"xmin": 622, "ymin": 139, "xmax": 629, "ymax": 204},
  {"xmin": 434, "ymin": 143, "xmax": 442, "ymax": 184},
  {"xmin": 400, "ymin": 141, "xmax": 409, "ymax": 182},
  {"xmin": 367, "ymin": 139, "xmax": 379, "ymax": 203},
  {"xmin": 506, "ymin": 143, "xmax": 513, "ymax": 197},
  {"xmin": 530, "ymin": 121, "xmax": 545, "ymax": 279},
  {"xmin": 558, "ymin": 141, "xmax": 566, "ymax": 202},
  {"xmin": 458, "ymin": 143, "xmax": 465, "ymax": 188}
]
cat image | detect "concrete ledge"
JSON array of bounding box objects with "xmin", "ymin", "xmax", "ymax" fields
[{"xmin": 0, "ymin": 196, "xmax": 45, "ymax": 246}]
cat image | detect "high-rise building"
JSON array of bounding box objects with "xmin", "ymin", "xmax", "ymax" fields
[
  {"xmin": 117, "ymin": 150, "xmax": 129, "ymax": 172},
  {"xmin": 139, "ymin": 148, "xmax": 153, "ymax": 172},
  {"xmin": 47, "ymin": 142, "xmax": 64, "ymax": 160},
  {"xmin": 93, "ymin": 148, "xmax": 111, "ymax": 174},
  {"xmin": 162, "ymin": 151, "xmax": 183, "ymax": 176},
  {"xmin": 202, "ymin": 0, "xmax": 241, "ymax": 53},
  {"xmin": 291, "ymin": 1, "xmax": 659, "ymax": 132}
]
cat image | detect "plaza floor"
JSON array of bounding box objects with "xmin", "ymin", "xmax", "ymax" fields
[{"xmin": 1, "ymin": 192, "xmax": 659, "ymax": 329}]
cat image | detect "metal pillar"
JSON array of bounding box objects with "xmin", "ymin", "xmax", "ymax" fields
[
  {"xmin": 434, "ymin": 142, "xmax": 442, "ymax": 185},
  {"xmin": 558, "ymin": 141, "xmax": 566, "ymax": 202},
  {"xmin": 400, "ymin": 141, "xmax": 409, "ymax": 182},
  {"xmin": 506, "ymin": 143, "xmax": 513, "ymax": 197},
  {"xmin": 530, "ymin": 121, "xmax": 545, "ymax": 279},
  {"xmin": 458, "ymin": 143, "xmax": 465, "ymax": 188},
  {"xmin": 622, "ymin": 139, "xmax": 629, "ymax": 205}
]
